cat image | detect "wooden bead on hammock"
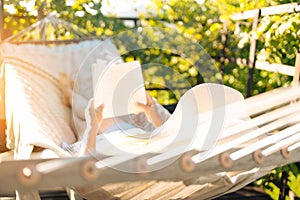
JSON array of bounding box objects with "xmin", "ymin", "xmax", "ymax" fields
[
  {"xmin": 80, "ymin": 158, "xmax": 100, "ymax": 181},
  {"xmin": 252, "ymin": 150, "xmax": 264, "ymax": 164},
  {"xmin": 219, "ymin": 152, "xmax": 233, "ymax": 169},
  {"xmin": 136, "ymin": 156, "xmax": 149, "ymax": 176},
  {"xmin": 280, "ymin": 147, "xmax": 291, "ymax": 159},
  {"xmin": 17, "ymin": 163, "xmax": 41, "ymax": 187},
  {"xmin": 179, "ymin": 151, "xmax": 198, "ymax": 173}
]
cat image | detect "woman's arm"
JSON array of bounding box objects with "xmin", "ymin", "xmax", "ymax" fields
[
  {"xmin": 79, "ymin": 99, "xmax": 104, "ymax": 156},
  {"xmin": 136, "ymin": 92, "xmax": 165, "ymax": 128}
]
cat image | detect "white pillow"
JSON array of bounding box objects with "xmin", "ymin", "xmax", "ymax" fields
[{"xmin": 0, "ymin": 40, "xmax": 101, "ymax": 157}]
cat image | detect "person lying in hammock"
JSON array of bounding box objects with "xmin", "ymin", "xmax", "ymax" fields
[{"xmin": 58, "ymin": 73, "xmax": 170, "ymax": 156}]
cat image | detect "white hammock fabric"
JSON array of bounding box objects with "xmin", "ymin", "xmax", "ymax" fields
[
  {"xmin": 0, "ymin": 40, "xmax": 299, "ymax": 200},
  {"xmin": 0, "ymin": 40, "xmax": 101, "ymax": 158},
  {"xmin": 0, "ymin": 40, "xmax": 170, "ymax": 158},
  {"xmin": 0, "ymin": 85, "xmax": 299, "ymax": 199}
]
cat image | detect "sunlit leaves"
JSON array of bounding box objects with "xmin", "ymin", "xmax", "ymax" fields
[
  {"xmin": 257, "ymin": 12, "xmax": 300, "ymax": 65},
  {"xmin": 2, "ymin": 0, "xmax": 129, "ymax": 40},
  {"xmin": 109, "ymin": 26, "xmax": 211, "ymax": 105}
]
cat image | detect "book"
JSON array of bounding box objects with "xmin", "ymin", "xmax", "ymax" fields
[
  {"xmin": 92, "ymin": 83, "xmax": 249, "ymax": 159},
  {"xmin": 92, "ymin": 60, "xmax": 147, "ymax": 118}
]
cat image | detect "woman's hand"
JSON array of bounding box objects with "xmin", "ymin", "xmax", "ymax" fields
[
  {"xmin": 85, "ymin": 99, "xmax": 104, "ymax": 127},
  {"xmin": 80, "ymin": 99, "xmax": 104, "ymax": 155},
  {"xmin": 136, "ymin": 92, "xmax": 164, "ymax": 128}
]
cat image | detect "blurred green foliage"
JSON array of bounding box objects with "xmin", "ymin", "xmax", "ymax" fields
[
  {"xmin": 110, "ymin": 26, "xmax": 218, "ymax": 105},
  {"xmin": 1, "ymin": 0, "xmax": 128, "ymax": 39},
  {"xmin": 142, "ymin": 0, "xmax": 299, "ymax": 98},
  {"xmin": 3, "ymin": 0, "xmax": 299, "ymax": 99},
  {"xmin": 254, "ymin": 163, "xmax": 300, "ymax": 199}
]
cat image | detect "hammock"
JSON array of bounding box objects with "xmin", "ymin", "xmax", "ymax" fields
[
  {"xmin": 0, "ymin": 15, "xmax": 300, "ymax": 200},
  {"xmin": 0, "ymin": 85, "xmax": 299, "ymax": 200},
  {"xmin": 0, "ymin": 39, "xmax": 299, "ymax": 199}
]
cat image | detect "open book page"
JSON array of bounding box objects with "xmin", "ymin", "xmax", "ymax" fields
[{"xmin": 92, "ymin": 61, "xmax": 147, "ymax": 118}]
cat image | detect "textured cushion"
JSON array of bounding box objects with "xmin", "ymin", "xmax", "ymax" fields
[
  {"xmin": 0, "ymin": 40, "xmax": 101, "ymax": 158},
  {"xmin": 4, "ymin": 62, "xmax": 75, "ymax": 158}
]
